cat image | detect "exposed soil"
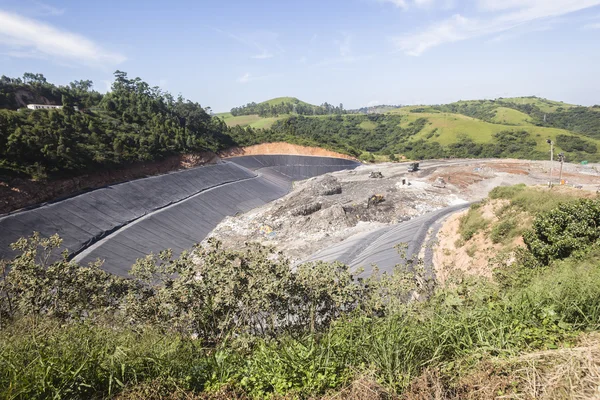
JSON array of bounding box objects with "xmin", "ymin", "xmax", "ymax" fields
[
  {"xmin": 433, "ymin": 200, "xmax": 525, "ymax": 285},
  {"xmin": 0, "ymin": 152, "xmax": 218, "ymax": 215},
  {"xmin": 432, "ymin": 182, "xmax": 600, "ymax": 285},
  {"xmin": 208, "ymin": 160, "xmax": 600, "ymax": 265},
  {"xmin": 219, "ymin": 142, "xmax": 358, "ymax": 161}
]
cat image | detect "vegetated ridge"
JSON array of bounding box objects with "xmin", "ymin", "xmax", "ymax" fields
[{"xmin": 224, "ymin": 95, "xmax": 600, "ymax": 163}]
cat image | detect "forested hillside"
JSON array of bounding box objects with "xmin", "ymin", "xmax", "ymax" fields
[
  {"xmin": 0, "ymin": 72, "xmax": 232, "ymax": 179},
  {"xmin": 223, "ymin": 95, "xmax": 600, "ymax": 163}
]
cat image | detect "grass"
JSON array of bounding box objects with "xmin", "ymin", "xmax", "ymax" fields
[
  {"xmin": 0, "ymin": 320, "xmax": 209, "ymax": 399},
  {"xmin": 458, "ymin": 204, "xmax": 488, "ymax": 241},
  {"xmin": 221, "ymin": 114, "xmax": 263, "ymax": 127},
  {"xmin": 501, "ymin": 96, "xmax": 577, "ymax": 113},
  {"xmin": 4, "ymin": 250, "xmax": 600, "ymax": 399},
  {"xmin": 491, "ymin": 107, "xmax": 532, "ymax": 125},
  {"xmin": 248, "ymin": 116, "xmax": 282, "ymax": 129},
  {"xmin": 489, "ymin": 184, "xmax": 598, "ymax": 215},
  {"xmin": 359, "ymin": 120, "xmax": 377, "ymax": 131},
  {"xmin": 490, "ymin": 218, "xmax": 518, "ymax": 244},
  {"xmin": 389, "ymin": 108, "xmax": 600, "ymax": 154}
]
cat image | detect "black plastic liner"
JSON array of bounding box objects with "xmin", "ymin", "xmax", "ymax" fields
[{"xmin": 1, "ymin": 155, "xmax": 359, "ymax": 275}]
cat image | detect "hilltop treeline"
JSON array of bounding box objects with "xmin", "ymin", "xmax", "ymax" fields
[
  {"xmin": 0, "ymin": 72, "xmax": 232, "ymax": 179},
  {"xmin": 230, "ymin": 99, "xmax": 346, "ymax": 117}
]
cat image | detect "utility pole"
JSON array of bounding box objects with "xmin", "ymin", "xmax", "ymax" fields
[
  {"xmin": 547, "ymin": 139, "xmax": 554, "ymax": 186},
  {"xmin": 558, "ymin": 153, "xmax": 565, "ymax": 184}
]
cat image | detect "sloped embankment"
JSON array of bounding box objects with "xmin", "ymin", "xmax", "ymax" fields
[
  {"xmin": 0, "ymin": 156, "xmax": 359, "ymax": 275},
  {"xmin": 219, "ymin": 142, "xmax": 358, "ymax": 161}
]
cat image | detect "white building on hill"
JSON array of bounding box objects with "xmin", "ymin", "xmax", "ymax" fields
[{"xmin": 27, "ymin": 104, "xmax": 78, "ymax": 111}]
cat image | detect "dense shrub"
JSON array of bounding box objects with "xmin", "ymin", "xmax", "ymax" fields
[{"xmin": 524, "ymin": 199, "xmax": 600, "ymax": 264}]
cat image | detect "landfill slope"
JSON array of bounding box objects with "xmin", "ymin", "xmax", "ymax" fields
[
  {"xmin": 303, "ymin": 203, "xmax": 470, "ymax": 278},
  {"xmin": 0, "ymin": 155, "xmax": 359, "ymax": 275}
]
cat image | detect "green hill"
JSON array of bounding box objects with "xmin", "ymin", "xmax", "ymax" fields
[
  {"xmin": 220, "ymin": 94, "xmax": 600, "ymax": 163},
  {"xmin": 258, "ymin": 97, "xmax": 314, "ymax": 107},
  {"xmin": 490, "ymin": 107, "xmax": 533, "ymax": 125},
  {"xmin": 218, "ymin": 112, "xmax": 286, "ymax": 129},
  {"xmin": 228, "ymin": 97, "xmax": 345, "ymax": 121},
  {"xmin": 225, "ymin": 96, "xmax": 600, "ymax": 163},
  {"xmin": 390, "ymin": 108, "xmax": 598, "ymax": 155},
  {"xmin": 500, "ymin": 96, "xmax": 577, "ymax": 113}
]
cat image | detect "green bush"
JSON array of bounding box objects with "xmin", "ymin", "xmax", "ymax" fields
[
  {"xmin": 491, "ymin": 218, "xmax": 517, "ymax": 243},
  {"xmin": 458, "ymin": 206, "xmax": 488, "ymax": 241},
  {"xmin": 489, "ymin": 183, "xmax": 527, "ymax": 200},
  {"xmin": 524, "ymin": 199, "xmax": 600, "ymax": 264}
]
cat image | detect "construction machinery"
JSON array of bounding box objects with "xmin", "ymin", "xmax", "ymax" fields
[
  {"xmin": 367, "ymin": 194, "xmax": 385, "ymax": 208},
  {"xmin": 407, "ymin": 162, "xmax": 420, "ymax": 172}
]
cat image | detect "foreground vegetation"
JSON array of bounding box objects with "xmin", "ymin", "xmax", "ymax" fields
[{"xmin": 1, "ymin": 186, "xmax": 599, "ymax": 399}]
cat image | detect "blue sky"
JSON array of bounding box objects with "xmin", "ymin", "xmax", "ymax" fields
[{"xmin": 1, "ymin": 0, "xmax": 599, "ymax": 112}]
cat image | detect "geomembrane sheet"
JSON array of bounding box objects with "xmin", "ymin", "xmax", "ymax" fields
[{"xmin": 0, "ymin": 155, "xmax": 360, "ymax": 275}]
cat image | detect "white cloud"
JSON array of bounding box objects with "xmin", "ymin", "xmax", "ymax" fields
[
  {"xmin": 236, "ymin": 72, "xmax": 282, "ymax": 84},
  {"xmin": 30, "ymin": 1, "xmax": 65, "ymax": 16},
  {"xmin": 214, "ymin": 27, "xmax": 280, "ymax": 60},
  {"xmin": 377, "ymin": 0, "xmax": 451, "ymax": 9},
  {"xmin": 367, "ymin": 100, "xmax": 381, "ymax": 107},
  {"xmin": 334, "ymin": 33, "xmax": 352, "ymax": 57},
  {"xmin": 252, "ymin": 50, "xmax": 274, "ymax": 59},
  {"xmin": 0, "ymin": 10, "xmax": 125, "ymax": 65},
  {"xmin": 584, "ymin": 22, "xmax": 600, "ymax": 29},
  {"xmin": 238, "ymin": 73, "xmax": 251, "ymax": 83},
  {"xmin": 392, "ymin": 0, "xmax": 600, "ymax": 55}
]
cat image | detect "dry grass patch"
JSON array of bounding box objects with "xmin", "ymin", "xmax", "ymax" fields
[{"xmin": 401, "ymin": 333, "xmax": 600, "ymax": 400}]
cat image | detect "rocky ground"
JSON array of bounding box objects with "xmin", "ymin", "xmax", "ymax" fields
[{"xmin": 206, "ymin": 159, "xmax": 600, "ymax": 263}]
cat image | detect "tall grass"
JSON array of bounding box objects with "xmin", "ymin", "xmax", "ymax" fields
[
  {"xmin": 0, "ymin": 320, "xmax": 211, "ymax": 399},
  {"xmin": 490, "ymin": 184, "xmax": 596, "ymax": 215},
  {"xmin": 2, "ymin": 186, "xmax": 600, "ymax": 398},
  {"xmin": 458, "ymin": 204, "xmax": 488, "ymax": 241},
  {"xmin": 237, "ymin": 248, "xmax": 600, "ymax": 395}
]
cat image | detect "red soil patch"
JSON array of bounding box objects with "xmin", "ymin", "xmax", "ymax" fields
[
  {"xmin": 429, "ymin": 169, "xmax": 486, "ymax": 190},
  {"xmin": 219, "ymin": 142, "xmax": 358, "ymax": 161}
]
